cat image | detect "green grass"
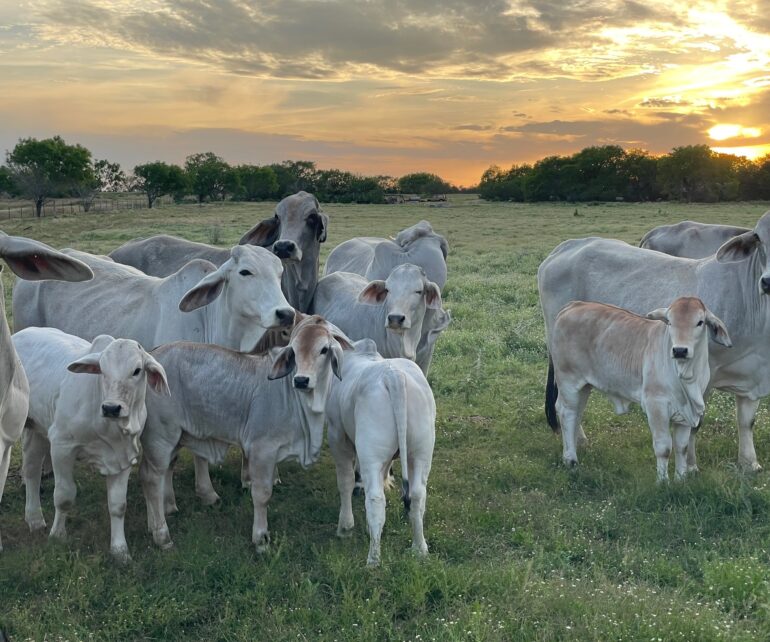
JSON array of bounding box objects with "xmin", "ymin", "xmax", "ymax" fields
[{"xmin": 2, "ymin": 197, "xmax": 770, "ymax": 640}]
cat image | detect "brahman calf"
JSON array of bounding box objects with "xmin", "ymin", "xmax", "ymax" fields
[
  {"xmin": 312, "ymin": 264, "xmax": 446, "ymax": 371},
  {"xmin": 140, "ymin": 315, "xmax": 352, "ymax": 553},
  {"xmin": 546, "ymin": 297, "xmax": 731, "ymax": 481},
  {"xmin": 14, "ymin": 328, "xmax": 169, "ymax": 561},
  {"xmin": 327, "ymin": 339, "xmax": 435, "ymax": 566}
]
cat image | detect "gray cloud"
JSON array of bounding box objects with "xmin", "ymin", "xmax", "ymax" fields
[{"xmin": 452, "ymin": 124, "xmax": 492, "ymax": 131}]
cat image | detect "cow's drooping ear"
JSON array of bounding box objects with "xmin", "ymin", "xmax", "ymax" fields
[
  {"xmin": 331, "ymin": 330, "xmax": 354, "ymax": 351},
  {"xmin": 179, "ymin": 264, "xmax": 228, "ymax": 311},
  {"xmin": 144, "ymin": 353, "xmax": 171, "ymax": 396},
  {"xmin": 316, "ymin": 211, "xmax": 329, "ymax": 242},
  {"xmin": 705, "ymin": 309, "xmax": 732, "ymax": 347},
  {"xmin": 239, "ymin": 215, "xmax": 280, "ymax": 247},
  {"xmin": 330, "ymin": 342, "xmax": 344, "ymax": 380},
  {"xmin": 716, "ymin": 231, "xmax": 761, "ymax": 263},
  {"xmin": 358, "ymin": 280, "xmax": 388, "ymax": 304},
  {"xmin": 269, "ymin": 346, "xmax": 296, "ymax": 380},
  {"xmin": 646, "ymin": 308, "xmax": 669, "ymax": 323},
  {"xmin": 424, "ymin": 281, "xmax": 442, "ymax": 309},
  {"xmin": 0, "ymin": 234, "xmax": 93, "ymax": 282},
  {"xmin": 67, "ymin": 352, "xmax": 102, "ymax": 374}
]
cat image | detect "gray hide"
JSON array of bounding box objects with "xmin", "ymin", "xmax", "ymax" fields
[{"xmin": 640, "ymin": 220, "xmax": 749, "ymax": 259}]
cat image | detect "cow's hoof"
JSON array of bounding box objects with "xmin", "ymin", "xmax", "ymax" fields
[
  {"xmin": 48, "ymin": 529, "xmax": 66, "ymax": 541},
  {"xmin": 337, "ymin": 525, "xmax": 355, "ymax": 538},
  {"xmin": 563, "ymin": 458, "xmax": 578, "ymax": 469},
  {"xmin": 26, "ymin": 516, "xmax": 46, "ymax": 533},
  {"xmin": 198, "ymin": 491, "xmax": 221, "ymax": 506},
  {"xmin": 366, "ymin": 556, "xmax": 380, "ymax": 568},
  {"xmin": 153, "ymin": 527, "xmax": 172, "ymax": 549},
  {"xmin": 412, "ymin": 545, "xmax": 429, "ymax": 558},
  {"xmin": 254, "ymin": 533, "xmax": 270, "ymax": 554},
  {"xmin": 111, "ymin": 546, "xmax": 132, "ymax": 565},
  {"xmin": 686, "ymin": 465, "xmax": 700, "ymax": 475},
  {"xmin": 741, "ymin": 461, "xmax": 763, "ymax": 473}
]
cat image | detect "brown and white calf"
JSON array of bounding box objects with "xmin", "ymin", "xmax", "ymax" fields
[{"xmin": 545, "ymin": 297, "xmax": 731, "ymax": 481}]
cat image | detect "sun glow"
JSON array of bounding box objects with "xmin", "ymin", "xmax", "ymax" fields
[
  {"xmin": 708, "ymin": 124, "xmax": 762, "ymax": 140},
  {"xmin": 711, "ymin": 144, "xmax": 770, "ymax": 161}
]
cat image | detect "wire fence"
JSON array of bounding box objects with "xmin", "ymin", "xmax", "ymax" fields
[{"xmin": 0, "ymin": 195, "xmax": 173, "ymax": 220}]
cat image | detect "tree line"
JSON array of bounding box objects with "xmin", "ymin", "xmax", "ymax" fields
[
  {"xmin": 0, "ymin": 137, "xmax": 458, "ymax": 216},
  {"xmin": 478, "ymin": 145, "xmax": 770, "ymax": 202},
  {"xmin": 3, "ymin": 137, "xmax": 769, "ymax": 217}
]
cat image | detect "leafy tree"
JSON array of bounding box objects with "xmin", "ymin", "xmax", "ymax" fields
[
  {"xmin": 6, "ymin": 136, "xmax": 94, "ymax": 216},
  {"xmin": 0, "ymin": 166, "xmax": 18, "ymax": 196},
  {"xmin": 94, "ymin": 159, "xmax": 126, "ymax": 192},
  {"xmin": 478, "ymin": 164, "xmax": 531, "ymax": 201},
  {"xmin": 268, "ymin": 160, "xmax": 318, "ymax": 197},
  {"xmin": 397, "ymin": 172, "xmax": 452, "ymax": 196},
  {"xmin": 657, "ymin": 145, "xmax": 719, "ymax": 202},
  {"xmin": 185, "ymin": 152, "xmax": 232, "ymax": 204},
  {"xmin": 234, "ymin": 165, "xmax": 279, "ymax": 201},
  {"xmin": 134, "ymin": 162, "xmax": 188, "ymax": 208}
]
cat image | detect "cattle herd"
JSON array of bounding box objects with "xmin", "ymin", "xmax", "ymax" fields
[{"xmin": 0, "ymin": 192, "xmax": 766, "ymax": 568}]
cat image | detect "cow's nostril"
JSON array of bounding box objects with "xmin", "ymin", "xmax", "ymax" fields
[
  {"xmin": 102, "ymin": 403, "xmax": 122, "ymax": 417},
  {"xmin": 273, "ymin": 241, "xmax": 297, "ymax": 258},
  {"xmin": 293, "ymin": 376, "xmax": 309, "ymax": 389},
  {"xmin": 762, "ymin": 277, "xmax": 770, "ymax": 293},
  {"xmin": 388, "ymin": 314, "xmax": 406, "ymax": 326},
  {"xmin": 672, "ymin": 347, "xmax": 688, "ymax": 359},
  {"xmin": 276, "ymin": 308, "xmax": 295, "ymax": 325}
]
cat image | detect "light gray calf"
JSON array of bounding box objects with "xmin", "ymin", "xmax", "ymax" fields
[
  {"xmin": 547, "ymin": 298, "xmax": 731, "ymax": 481},
  {"xmin": 0, "ymin": 234, "xmax": 92, "ymax": 553},
  {"xmin": 140, "ymin": 316, "xmax": 352, "ymax": 552},
  {"xmin": 327, "ymin": 340, "xmax": 435, "ymax": 566},
  {"xmin": 14, "ymin": 328, "xmax": 169, "ymax": 561}
]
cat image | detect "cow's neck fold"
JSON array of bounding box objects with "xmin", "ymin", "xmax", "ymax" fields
[
  {"xmin": 283, "ymin": 246, "xmax": 320, "ymax": 313},
  {"xmin": 0, "ymin": 283, "xmax": 19, "ymax": 411}
]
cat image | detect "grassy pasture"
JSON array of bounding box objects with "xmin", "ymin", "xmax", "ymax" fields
[{"xmin": 2, "ymin": 197, "xmax": 770, "ymax": 640}]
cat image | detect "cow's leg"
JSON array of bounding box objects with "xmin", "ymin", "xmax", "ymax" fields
[
  {"xmin": 647, "ymin": 403, "xmax": 672, "ymax": 483},
  {"xmin": 672, "ymin": 423, "xmax": 691, "ymax": 481},
  {"xmin": 556, "ymin": 385, "xmax": 590, "ymax": 468},
  {"xmin": 163, "ymin": 462, "xmax": 178, "ymax": 515},
  {"xmin": 22, "ymin": 428, "xmax": 48, "ymax": 532},
  {"xmin": 140, "ymin": 449, "xmax": 174, "ymax": 549},
  {"xmin": 41, "ymin": 451, "xmax": 53, "ymax": 478},
  {"xmin": 49, "ymin": 444, "xmax": 77, "ymax": 541},
  {"xmin": 736, "ymin": 395, "xmax": 761, "ymax": 472},
  {"xmin": 328, "ymin": 426, "xmax": 356, "ymax": 537},
  {"xmin": 193, "ymin": 455, "xmax": 220, "ymax": 506},
  {"xmin": 408, "ymin": 457, "xmax": 432, "ymax": 558},
  {"xmin": 0, "ymin": 437, "xmax": 11, "ymax": 552},
  {"xmin": 248, "ymin": 453, "xmax": 275, "ymax": 553},
  {"xmin": 105, "ymin": 467, "xmax": 132, "ymax": 563},
  {"xmin": 360, "ymin": 461, "xmax": 388, "ymax": 566}
]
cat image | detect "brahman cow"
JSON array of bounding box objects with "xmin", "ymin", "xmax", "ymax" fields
[
  {"xmin": 312, "ymin": 264, "xmax": 447, "ymax": 373},
  {"xmin": 0, "ymin": 234, "xmax": 92, "ymax": 553},
  {"xmin": 640, "ymin": 220, "xmax": 748, "ymax": 259},
  {"xmin": 140, "ymin": 315, "xmax": 352, "ymax": 552},
  {"xmin": 14, "ymin": 328, "xmax": 169, "ymax": 561},
  {"xmin": 538, "ymin": 211, "xmax": 770, "ymax": 472},
  {"xmin": 324, "ymin": 220, "xmax": 448, "ymax": 289},
  {"xmin": 547, "ymin": 298, "xmax": 730, "ymax": 481},
  {"xmin": 327, "ymin": 339, "xmax": 435, "ymax": 566},
  {"xmin": 110, "ymin": 191, "xmax": 327, "ymax": 312},
  {"xmin": 13, "ymin": 245, "xmax": 293, "ymax": 353}
]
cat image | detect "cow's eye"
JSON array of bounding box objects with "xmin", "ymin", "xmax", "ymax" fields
[
  {"xmin": 133, "ymin": 368, "xmax": 141, "ymax": 376},
  {"xmin": 320, "ymin": 346, "xmax": 328, "ymax": 355},
  {"xmin": 697, "ymin": 320, "xmax": 704, "ymax": 327},
  {"xmin": 415, "ymin": 290, "xmax": 423, "ymax": 295},
  {"xmin": 239, "ymin": 269, "xmax": 253, "ymax": 276}
]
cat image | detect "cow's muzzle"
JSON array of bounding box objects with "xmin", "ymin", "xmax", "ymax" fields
[
  {"xmin": 293, "ymin": 375, "xmax": 310, "ymax": 389},
  {"xmin": 672, "ymin": 347, "xmax": 689, "ymax": 359},
  {"xmin": 761, "ymin": 276, "xmax": 770, "ymax": 294},
  {"xmin": 387, "ymin": 314, "xmax": 407, "ymax": 330},
  {"xmin": 273, "ymin": 241, "xmax": 302, "ymax": 262},
  {"xmin": 275, "ymin": 308, "xmax": 295, "ymax": 327},
  {"xmin": 102, "ymin": 402, "xmax": 123, "ymax": 418}
]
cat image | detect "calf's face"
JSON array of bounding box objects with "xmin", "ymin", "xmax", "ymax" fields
[
  {"xmin": 269, "ymin": 315, "xmax": 352, "ymax": 412},
  {"xmin": 68, "ymin": 339, "xmax": 170, "ymax": 433},
  {"xmin": 358, "ymin": 264, "xmax": 442, "ymax": 332},
  {"xmin": 646, "ymin": 297, "xmax": 731, "ymax": 372}
]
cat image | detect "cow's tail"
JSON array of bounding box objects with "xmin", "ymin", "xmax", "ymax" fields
[
  {"xmin": 638, "ymin": 229, "xmax": 653, "ymax": 249},
  {"xmin": 384, "ymin": 366, "xmax": 410, "ymax": 512},
  {"xmin": 545, "ymin": 355, "xmax": 560, "ymax": 432}
]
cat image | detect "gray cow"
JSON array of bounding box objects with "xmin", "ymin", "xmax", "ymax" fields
[
  {"xmin": 0, "ymin": 234, "xmax": 93, "ymax": 553},
  {"xmin": 110, "ymin": 191, "xmax": 327, "ymax": 312},
  {"xmin": 312, "ymin": 264, "xmax": 446, "ymax": 374},
  {"xmin": 324, "ymin": 220, "xmax": 448, "ymax": 289},
  {"xmin": 538, "ymin": 211, "xmax": 770, "ymax": 473},
  {"xmin": 640, "ymin": 220, "xmax": 748, "ymax": 259},
  {"xmin": 140, "ymin": 315, "xmax": 352, "ymax": 552},
  {"xmin": 13, "ymin": 245, "xmax": 294, "ymax": 353}
]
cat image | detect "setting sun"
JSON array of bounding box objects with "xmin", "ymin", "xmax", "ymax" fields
[{"xmin": 708, "ymin": 124, "xmax": 762, "ymax": 141}]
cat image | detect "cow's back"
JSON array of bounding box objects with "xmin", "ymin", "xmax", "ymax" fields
[
  {"xmin": 324, "ymin": 238, "xmax": 378, "ymax": 277},
  {"xmin": 110, "ymin": 235, "xmax": 230, "ymax": 277},
  {"xmin": 640, "ymin": 221, "xmax": 748, "ymax": 259}
]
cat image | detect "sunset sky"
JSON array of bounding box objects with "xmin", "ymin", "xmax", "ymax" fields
[{"xmin": 1, "ymin": 1, "xmax": 769, "ymax": 186}]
